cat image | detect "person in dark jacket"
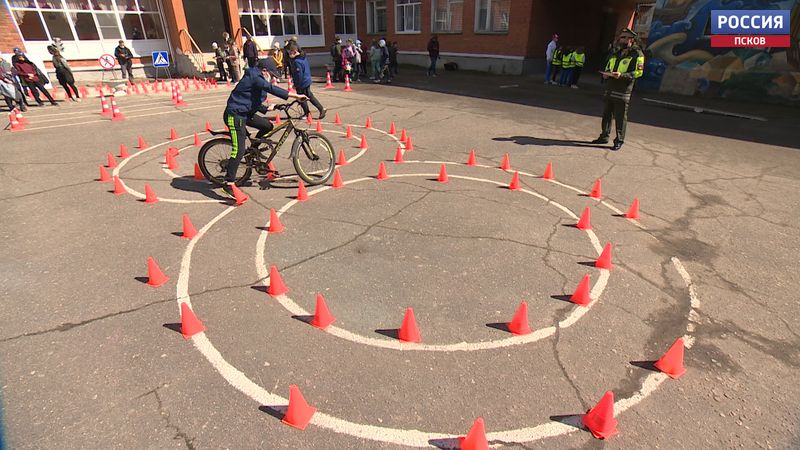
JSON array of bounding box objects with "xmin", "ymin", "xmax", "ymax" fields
[
  {"xmin": 220, "ymin": 58, "xmax": 307, "ymax": 197},
  {"xmin": 212, "ymin": 42, "xmax": 227, "ymax": 81},
  {"xmin": 427, "ymin": 35, "xmax": 439, "ymax": 76},
  {"xmin": 0, "ymin": 54, "xmax": 26, "ymax": 112},
  {"xmin": 388, "ymin": 41, "xmax": 399, "ymax": 76},
  {"xmin": 287, "ymin": 42, "xmax": 325, "ymax": 120},
  {"xmin": 330, "ymin": 36, "xmax": 342, "ymax": 81},
  {"xmin": 243, "ymin": 35, "xmax": 258, "ymax": 68},
  {"xmin": 13, "ymin": 54, "xmax": 57, "ymax": 106},
  {"xmin": 114, "ymin": 40, "xmax": 134, "ymax": 79},
  {"xmin": 51, "ymin": 48, "xmax": 80, "ymax": 102}
]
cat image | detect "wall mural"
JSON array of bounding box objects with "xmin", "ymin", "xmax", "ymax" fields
[{"xmin": 640, "ymin": 0, "xmax": 800, "ymax": 103}]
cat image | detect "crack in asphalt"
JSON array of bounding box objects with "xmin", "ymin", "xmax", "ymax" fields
[
  {"xmin": 552, "ymin": 320, "xmax": 589, "ymax": 411},
  {"xmin": 138, "ymin": 387, "xmax": 196, "ymax": 449}
]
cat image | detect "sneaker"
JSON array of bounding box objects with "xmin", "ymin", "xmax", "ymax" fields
[
  {"xmin": 611, "ymin": 140, "xmax": 623, "ymax": 151},
  {"xmin": 591, "ymin": 137, "xmax": 609, "ymax": 145},
  {"xmin": 317, "ymin": 109, "xmax": 327, "ymax": 120},
  {"xmin": 220, "ymin": 184, "xmax": 236, "ymax": 199},
  {"xmin": 570, "ymin": 85, "xmax": 578, "ymax": 89}
]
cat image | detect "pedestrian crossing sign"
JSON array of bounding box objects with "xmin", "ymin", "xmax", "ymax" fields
[{"xmin": 152, "ymin": 51, "xmax": 170, "ymax": 68}]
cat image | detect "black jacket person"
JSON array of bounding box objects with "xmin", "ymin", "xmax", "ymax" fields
[{"xmin": 592, "ymin": 28, "xmax": 644, "ymax": 151}]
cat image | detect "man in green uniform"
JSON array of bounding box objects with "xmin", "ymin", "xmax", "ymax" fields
[{"xmin": 592, "ymin": 28, "xmax": 645, "ymax": 151}]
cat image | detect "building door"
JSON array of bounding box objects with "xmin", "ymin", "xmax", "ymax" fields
[{"xmin": 183, "ymin": 0, "xmax": 231, "ymax": 52}]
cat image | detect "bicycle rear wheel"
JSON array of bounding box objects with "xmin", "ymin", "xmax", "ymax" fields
[
  {"xmin": 197, "ymin": 137, "xmax": 252, "ymax": 186},
  {"xmin": 292, "ymin": 132, "xmax": 335, "ymax": 185}
]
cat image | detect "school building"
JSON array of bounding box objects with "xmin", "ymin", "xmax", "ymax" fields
[{"xmin": 1, "ymin": 0, "xmax": 654, "ymax": 78}]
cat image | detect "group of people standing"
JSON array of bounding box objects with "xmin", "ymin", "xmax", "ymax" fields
[
  {"xmin": 1, "ymin": 43, "xmax": 69, "ymax": 112},
  {"xmin": 544, "ymin": 34, "xmax": 585, "ymax": 88},
  {"xmin": 329, "ymin": 37, "xmax": 398, "ymax": 84}
]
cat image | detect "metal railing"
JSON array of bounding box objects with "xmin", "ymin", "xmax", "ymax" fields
[{"xmin": 178, "ymin": 28, "xmax": 208, "ymax": 72}]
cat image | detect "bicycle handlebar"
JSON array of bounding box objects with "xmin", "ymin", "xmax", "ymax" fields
[{"xmin": 272, "ymin": 100, "xmax": 305, "ymax": 120}]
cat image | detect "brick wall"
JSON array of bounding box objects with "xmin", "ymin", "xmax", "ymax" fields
[{"xmin": 1, "ymin": 5, "xmax": 26, "ymax": 52}]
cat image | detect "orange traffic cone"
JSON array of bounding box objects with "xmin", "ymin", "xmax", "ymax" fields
[
  {"xmin": 508, "ymin": 171, "xmax": 521, "ymax": 191},
  {"xmin": 437, "ymin": 164, "xmax": 448, "ymax": 183},
  {"xmin": 193, "ymin": 163, "xmax": 204, "ymax": 181},
  {"xmin": 466, "ymin": 149, "xmax": 477, "ymax": 166},
  {"xmin": 169, "ymin": 128, "xmax": 178, "ymax": 141},
  {"xmin": 100, "ymin": 96, "xmax": 111, "ymax": 116},
  {"xmin": 376, "ymin": 162, "xmax": 389, "ymax": 180},
  {"xmin": 315, "ymin": 120, "xmax": 323, "ymax": 132},
  {"xmin": 625, "ymin": 198, "xmax": 640, "ymax": 220},
  {"xmin": 175, "ymin": 89, "xmax": 187, "ymax": 106},
  {"xmin": 399, "ymin": 128, "xmax": 407, "ymax": 142},
  {"xmin": 393, "ymin": 146, "xmax": 405, "ymax": 163},
  {"xmin": 324, "ymin": 71, "xmax": 334, "ymax": 89},
  {"xmin": 146, "ymin": 256, "xmax": 169, "ymax": 287},
  {"xmin": 119, "ymin": 144, "xmax": 130, "ymax": 158},
  {"xmin": 181, "ymin": 213, "xmax": 197, "ymax": 239},
  {"xmin": 179, "ymin": 302, "xmax": 205, "ymax": 338},
  {"xmin": 310, "ymin": 293, "xmax": 336, "ymax": 329},
  {"xmin": 582, "ymin": 391, "xmax": 618, "ymax": 439},
  {"xmin": 590, "ymin": 179, "xmax": 602, "ymax": 199},
  {"xmin": 653, "ymin": 337, "xmax": 686, "ymax": 379},
  {"xmin": 296, "ymin": 180, "xmax": 309, "ymax": 201},
  {"xmin": 334, "ymin": 112, "xmax": 342, "ymax": 125},
  {"xmin": 267, "ymin": 265, "xmax": 288, "ymax": 296},
  {"xmin": 359, "ymin": 134, "xmax": 368, "ymax": 149},
  {"xmin": 570, "ymin": 274, "xmax": 592, "ymax": 306},
  {"xmin": 344, "ymin": 74, "xmax": 352, "ymax": 92},
  {"xmin": 107, "ymin": 152, "xmax": 118, "ymax": 169},
  {"xmin": 281, "ymin": 385, "xmax": 316, "ymax": 430},
  {"xmin": 365, "ymin": 116, "xmax": 372, "ymax": 129},
  {"xmin": 13, "ymin": 108, "xmax": 28, "ymax": 125},
  {"xmin": 345, "ymin": 125, "xmax": 353, "ymax": 139},
  {"xmin": 388, "ymin": 121, "xmax": 396, "ymax": 135},
  {"xmin": 98, "ymin": 165, "xmax": 111, "ymax": 182},
  {"xmin": 576, "ymin": 207, "xmax": 591, "ymax": 230},
  {"xmin": 205, "ymin": 121, "xmax": 212, "ymax": 132},
  {"xmin": 336, "ymin": 149, "xmax": 348, "ymax": 166},
  {"xmin": 405, "ymin": 136, "xmax": 414, "ymax": 151},
  {"xmin": 306, "ymin": 113, "xmax": 313, "ymax": 125},
  {"xmin": 500, "ymin": 153, "xmax": 511, "ymax": 171},
  {"xmin": 231, "ymin": 184, "xmax": 248, "ymax": 205},
  {"xmin": 268, "ymin": 208, "xmax": 284, "ymax": 233},
  {"xmin": 144, "ymin": 183, "xmax": 159, "ymax": 204},
  {"xmin": 542, "ymin": 161, "xmax": 554, "ymax": 180},
  {"xmin": 595, "ymin": 243, "xmax": 613, "ymax": 270},
  {"xmin": 459, "ymin": 417, "xmax": 490, "ymax": 450},
  {"xmin": 112, "ymin": 176, "xmax": 126, "ymax": 195},
  {"xmin": 166, "ymin": 152, "xmax": 179, "ymax": 171},
  {"xmin": 507, "ymin": 301, "xmax": 531, "ymax": 335},
  {"xmin": 110, "ymin": 97, "xmax": 125, "ymax": 121},
  {"xmin": 193, "ymin": 132, "xmax": 202, "ymax": 147},
  {"xmin": 273, "ymin": 114, "xmax": 282, "ymax": 125},
  {"xmin": 398, "ymin": 307, "xmax": 421, "ymax": 343},
  {"xmin": 9, "ymin": 112, "xmax": 27, "ymax": 131},
  {"xmin": 332, "ymin": 168, "xmax": 344, "ymax": 189},
  {"xmin": 137, "ymin": 136, "xmax": 147, "ymax": 149}
]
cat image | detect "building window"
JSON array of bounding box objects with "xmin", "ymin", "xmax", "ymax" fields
[
  {"xmin": 239, "ymin": 1, "xmax": 322, "ymax": 37},
  {"xmin": 475, "ymin": 0, "xmax": 509, "ymax": 33},
  {"xmin": 366, "ymin": 0, "xmax": 386, "ymax": 34},
  {"xmin": 396, "ymin": 0, "xmax": 420, "ymax": 33},
  {"xmin": 432, "ymin": 0, "xmax": 462, "ymax": 33},
  {"xmin": 334, "ymin": 1, "xmax": 356, "ymax": 36}
]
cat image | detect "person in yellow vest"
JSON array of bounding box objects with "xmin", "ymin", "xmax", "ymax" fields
[
  {"xmin": 570, "ymin": 46, "xmax": 585, "ymax": 88},
  {"xmin": 549, "ymin": 45, "xmax": 562, "ymax": 85},
  {"xmin": 592, "ymin": 29, "xmax": 644, "ymax": 151},
  {"xmin": 271, "ymin": 42, "xmax": 284, "ymax": 81},
  {"xmin": 559, "ymin": 47, "xmax": 574, "ymax": 86}
]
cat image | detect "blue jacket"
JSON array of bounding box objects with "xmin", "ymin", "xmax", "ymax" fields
[
  {"xmin": 225, "ymin": 67, "xmax": 289, "ymax": 117},
  {"xmin": 290, "ymin": 55, "xmax": 312, "ymax": 89}
]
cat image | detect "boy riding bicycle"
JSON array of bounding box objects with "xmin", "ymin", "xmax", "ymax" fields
[{"xmin": 221, "ymin": 58, "xmax": 307, "ymax": 198}]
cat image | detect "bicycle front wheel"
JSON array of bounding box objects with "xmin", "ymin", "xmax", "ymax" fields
[
  {"xmin": 197, "ymin": 137, "xmax": 252, "ymax": 186},
  {"xmin": 291, "ymin": 132, "xmax": 335, "ymax": 185}
]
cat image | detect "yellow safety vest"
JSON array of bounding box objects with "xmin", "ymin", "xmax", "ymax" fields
[
  {"xmin": 573, "ymin": 52, "xmax": 585, "ymax": 68},
  {"xmin": 552, "ymin": 49, "xmax": 562, "ymax": 66},
  {"xmin": 604, "ymin": 51, "xmax": 644, "ymax": 78},
  {"xmin": 562, "ymin": 51, "xmax": 573, "ymax": 69}
]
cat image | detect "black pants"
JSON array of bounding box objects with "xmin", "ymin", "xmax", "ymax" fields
[
  {"xmin": 223, "ymin": 111, "xmax": 273, "ymax": 184},
  {"xmin": 246, "ymin": 57, "xmax": 257, "ymax": 68},
  {"xmin": 26, "ymin": 81, "xmax": 56, "ymax": 105},
  {"xmin": 550, "ymin": 65, "xmax": 561, "ymax": 82},
  {"xmin": 332, "ymin": 60, "xmax": 343, "ymax": 81},
  {"xmin": 572, "ymin": 67, "xmax": 583, "ymax": 85},
  {"xmin": 120, "ymin": 60, "xmax": 134, "ymax": 79},
  {"xmin": 600, "ymin": 97, "xmax": 630, "ymax": 143},
  {"xmin": 295, "ymin": 86, "xmax": 323, "ymax": 117},
  {"xmin": 216, "ymin": 58, "xmax": 227, "ymax": 81},
  {"xmin": 59, "ymin": 79, "xmax": 79, "ymax": 99}
]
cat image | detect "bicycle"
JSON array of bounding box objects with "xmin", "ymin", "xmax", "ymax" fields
[{"xmin": 197, "ymin": 101, "xmax": 335, "ymax": 187}]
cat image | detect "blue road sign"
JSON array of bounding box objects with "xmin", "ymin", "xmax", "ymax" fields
[{"xmin": 152, "ymin": 51, "xmax": 170, "ymax": 67}]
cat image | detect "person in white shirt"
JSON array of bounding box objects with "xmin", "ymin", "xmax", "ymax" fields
[{"xmin": 545, "ymin": 34, "xmax": 559, "ymax": 84}]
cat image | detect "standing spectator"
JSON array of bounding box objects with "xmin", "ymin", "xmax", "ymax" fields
[
  {"xmin": 544, "ymin": 34, "xmax": 558, "ymax": 84},
  {"xmin": 284, "ymin": 36, "xmax": 299, "ymax": 80},
  {"xmin": 282, "ymin": 39, "xmax": 292, "ymax": 79},
  {"xmin": 287, "ymin": 42, "xmax": 325, "ymax": 120},
  {"xmin": 342, "ymin": 39, "xmax": 356, "ymax": 82},
  {"xmin": 368, "ymin": 40, "xmax": 381, "ymax": 80},
  {"xmin": 51, "ymin": 48, "xmax": 80, "ymax": 102},
  {"xmin": 271, "ymin": 42, "xmax": 284, "ymax": 81},
  {"xmin": 559, "ymin": 47, "xmax": 574, "ymax": 86},
  {"xmin": 114, "ymin": 40, "xmax": 134, "ymax": 80},
  {"xmin": 0, "ymin": 54, "xmax": 26, "ymax": 112},
  {"xmin": 13, "ymin": 54, "xmax": 57, "ymax": 106},
  {"xmin": 355, "ymin": 39, "xmax": 367, "ymax": 79},
  {"xmin": 212, "ymin": 42, "xmax": 227, "ymax": 81},
  {"xmin": 388, "ymin": 41, "xmax": 399, "ymax": 76},
  {"xmin": 330, "ymin": 36, "xmax": 343, "ymax": 82},
  {"xmin": 243, "ymin": 35, "xmax": 258, "ymax": 68},
  {"xmin": 570, "ymin": 46, "xmax": 585, "ymax": 88},
  {"xmin": 226, "ymin": 38, "xmax": 241, "ymax": 83},
  {"xmin": 427, "ymin": 35, "xmax": 439, "ymax": 76},
  {"xmin": 377, "ymin": 39, "xmax": 390, "ymax": 83},
  {"xmin": 10, "ymin": 48, "xmax": 30, "ymax": 98},
  {"xmin": 549, "ymin": 45, "xmax": 562, "ymax": 84}
]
